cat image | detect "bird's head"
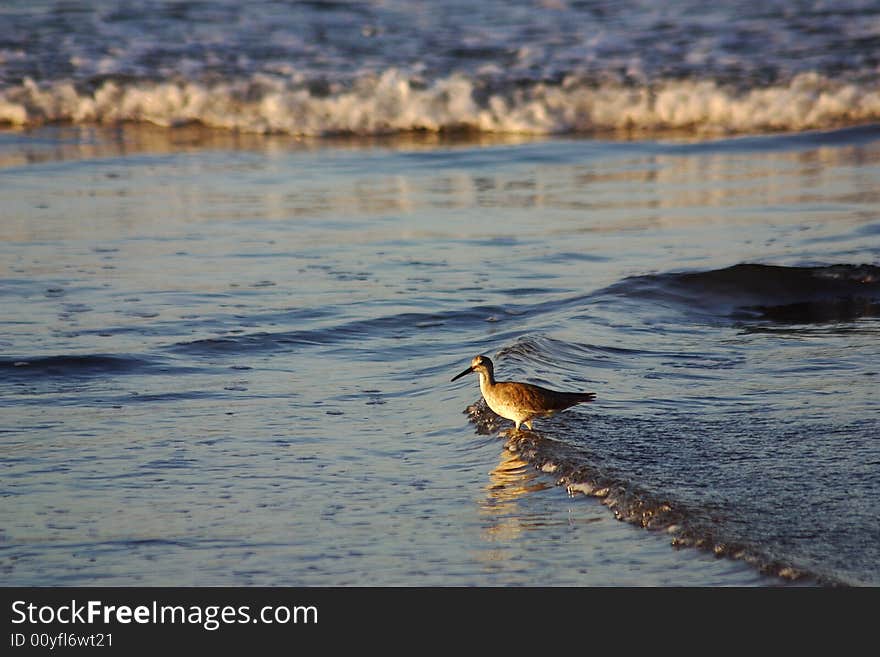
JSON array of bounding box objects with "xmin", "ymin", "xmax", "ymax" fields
[{"xmin": 451, "ymin": 354, "xmax": 494, "ymax": 382}]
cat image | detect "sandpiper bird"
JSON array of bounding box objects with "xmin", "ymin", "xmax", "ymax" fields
[{"xmin": 451, "ymin": 354, "xmax": 595, "ymax": 431}]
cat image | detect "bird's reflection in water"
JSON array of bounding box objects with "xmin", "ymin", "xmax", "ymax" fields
[{"xmin": 479, "ymin": 435, "xmax": 552, "ymax": 546}]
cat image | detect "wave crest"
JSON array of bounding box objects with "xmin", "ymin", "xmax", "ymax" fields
[
  {"xmin": 606, "ymin": 263, "xmax": 880, "ymax": 322},
  {"xmin": 3, "ymin": 71, "xmax": 880, "ymax": 137}
]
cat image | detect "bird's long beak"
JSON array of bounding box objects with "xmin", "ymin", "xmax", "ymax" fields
[{"xmin": 450, "ymin": 365, "xmax": 474, "ymax": 382}]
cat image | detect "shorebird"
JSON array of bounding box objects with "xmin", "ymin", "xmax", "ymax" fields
[{"xmin": 451, "ymin": 354, "xmax": 595, "ymax": 431}]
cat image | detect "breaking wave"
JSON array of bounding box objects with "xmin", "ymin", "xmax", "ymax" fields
[
  {"xmin": 3, "ymin": 71, "xmax": 880, "ymax": 137},
  {"xmin": 461, "ymin": 262, "xmax": 880, "ymax": 585},
  {"xmin": 491, "ymin": 424, "xmax": 837, "ymax": 585}
]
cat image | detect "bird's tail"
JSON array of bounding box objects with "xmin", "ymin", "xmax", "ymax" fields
[{"xmin": 555, "ymin": 391, "xmax": 596, "ymax": 407}]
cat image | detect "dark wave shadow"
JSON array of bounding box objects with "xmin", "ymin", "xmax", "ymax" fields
[
  {"xmin": 599, "ymin": 263, "xmax": 880, "ymax": 323},
  {"xmin": 0, "ymin": 353, "xmax": 193, "ymax": 380}
]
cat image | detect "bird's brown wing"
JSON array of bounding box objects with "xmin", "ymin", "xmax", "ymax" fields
[{"xmin": 494, "ymin": 381, "xmax": 595, "ymax": 414}]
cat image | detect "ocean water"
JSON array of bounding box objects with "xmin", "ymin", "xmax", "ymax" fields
[
  {"xmin": 4, "ymin": 0, "xmax": 880, "ymax": 135},
  {"xmin": 2, "ymin": 2, "xmax": 879, "ymax": 587}
]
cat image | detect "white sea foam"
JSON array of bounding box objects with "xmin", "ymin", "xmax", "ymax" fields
[{"xmin": 3, "ymin": 71, "xmax": 879, "ymax": 137}]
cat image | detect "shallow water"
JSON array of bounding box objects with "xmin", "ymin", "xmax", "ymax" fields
[{"xmin": 2, "ymin": 122, "xmax": 878, "ymax": 585}]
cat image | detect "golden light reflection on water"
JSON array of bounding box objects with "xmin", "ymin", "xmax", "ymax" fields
[
  {"xmin": 3, "ymin": 124, "xmax": 878, "ymax": 245},
  {"xmin": 475, "ymin": 436, "xmax": 608, "ymax": 568},
  {"xmin": 486, "ymin": 442, "xmax": 550, "ymax": 505},
  {"xmin": 478, "ymin": 439, "xmax": 552, "ymax": 545},
  {"xmin": 0, "ymin": 124, "xmax": 540, "ymax": 168}
]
